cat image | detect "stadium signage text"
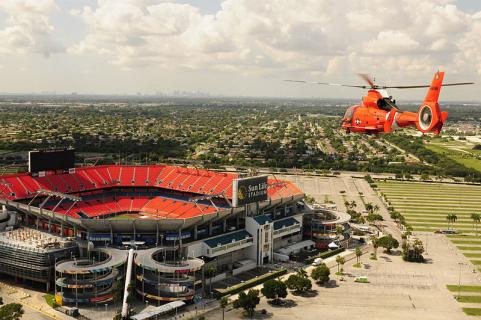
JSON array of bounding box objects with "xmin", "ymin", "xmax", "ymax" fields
[{"xmin": 232, "ymin": 176, "xmax": 268, "ymax": 207}]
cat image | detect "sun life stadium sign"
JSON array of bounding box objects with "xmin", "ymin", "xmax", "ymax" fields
[{"xmin": 232, "ymin": 176, "xmax": 268, "ymax": 207}]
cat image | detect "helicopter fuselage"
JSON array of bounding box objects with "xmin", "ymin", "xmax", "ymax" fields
[{"xmin": 342, "ymin": 90, "xmax": 421, "ymax": 134}]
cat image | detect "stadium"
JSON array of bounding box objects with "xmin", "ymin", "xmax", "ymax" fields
[{"xmin": 0, "ymin": 149, "xmax": 318, "ymax": 308}]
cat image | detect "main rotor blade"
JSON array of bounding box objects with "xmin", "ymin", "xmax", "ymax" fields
[
  {"xmin": 384, "ymin": 82, "xmax": 474, "ymax": 89},
  {"xmin": 283, "ymin": 79, "xmax": 367, "ymax": 88},
  {"xmin": 357, "ymin": 73, "xmax": 375, "ymax": 87}
]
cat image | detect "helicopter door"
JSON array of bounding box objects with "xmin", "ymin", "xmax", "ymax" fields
[{"xmin": 343, "ymin": 106, "xmax": 357, "ymax": 120}]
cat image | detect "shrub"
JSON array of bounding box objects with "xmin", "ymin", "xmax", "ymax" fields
[
  {"xmin": 304, "ymin": 248, "xmax": 345, "ymax": 264},
  {"xmin": 215, "ymin": 269, "xmax": 287, "ymax": 298},
  {"xmin": 311, "ymin": 264, "xmax": 330, "ymax": 284},
  {"xmin": 233, "ymin": 289, "xmax": 260, "ymax": 318},
  {"xmin": 261, "ymin": 279, "xmax": 287, "ymax": 304}
]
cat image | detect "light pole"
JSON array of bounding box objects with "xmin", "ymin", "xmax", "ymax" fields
[
  {"xmin": 458, "ymin": 262, "xmax": 464, "ymax": 300},
  {"xmin": 425, "ymin": 235, "xmax": 428, "ymax": 255}
]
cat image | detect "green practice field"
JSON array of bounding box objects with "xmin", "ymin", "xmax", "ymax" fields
[
  {"xmin": 426, "ymin": 140, "xmax": 481, "ymax": 173},
  {"xmin": 377, "ymin": 180, "xmax": 481, "ymax": 272},
  {"xmin": 379, "ymin": 179, "xmax": 481, "ymax": 317}
]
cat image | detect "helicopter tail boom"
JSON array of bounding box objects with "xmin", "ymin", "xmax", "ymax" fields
[{"xmin": 415, "ymin": 71, "xmax": 447, "ymax": 134}]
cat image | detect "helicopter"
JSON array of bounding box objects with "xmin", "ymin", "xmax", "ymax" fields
[{"xmin": 285, "ymin": 71, "xmax": 473, "ymax": 135}]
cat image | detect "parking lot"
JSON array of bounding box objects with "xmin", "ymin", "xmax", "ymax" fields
[
  {"xmin": 204, "ymin": 231, "xmax": 477, "ymax": 319},
  {"xmin": 203, "ymin": 175, "xmax": 479, "ymax": 320}
]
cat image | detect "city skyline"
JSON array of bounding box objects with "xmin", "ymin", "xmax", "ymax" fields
[{"xmin": 1, "ymin": 0, "xmax": 481, "ymax": 101}]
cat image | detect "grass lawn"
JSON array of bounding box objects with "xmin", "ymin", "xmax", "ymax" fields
[
  {"xmin": 106, "ymin": 214, "xmax": 137, "ymax": 220},
  {"xmin": 408, "ymin": 219, "xmax": 473, "ymax": 224},
  {"xmin": 452, "ymin": 240, "xmax": 481, "ymax": 245},
  {"xmin": 43, "ymin": 294, "xmax": 55, "ymax": 307},
  {"xmin": 463, "ymin": 253, "xmax": 481, "ymax": 258},
  {"xmin": 426, "ymin": 143, "xmax": 481, "ymax": 173},
  {"xmin": 457, "ymin": 246, "xmax": 481, "ymax": 251},
  {"xmin": 447, "ymin": 285, "xmax": 481, "ymax": 293},
  {"xmin": 463, "ymin": 308, "xmax": 481, "ymax": 316},
  {"xmin": 457, "ymin": 296, "xmax": 481, "ymax": 303},
  {"xmin": 410, "ymin": 223, "xmax": 473, "ymax": 229},
  {"xmin": 448, "ymin": 235, "xmax": 481, "ymax": 239}
]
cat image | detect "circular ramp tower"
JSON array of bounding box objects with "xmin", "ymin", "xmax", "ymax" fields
[
  {"xmin": 55, "ymin": 247, "xmax": 128, "ymax": 306},
  {"xmin": 134, "ymin": 247, "xmax": 204, "ymax": 302}
]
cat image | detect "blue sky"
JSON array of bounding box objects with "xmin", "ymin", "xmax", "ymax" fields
[{"xmin": 0, "ymin": 0, "xmax": 480, "ymax": 101}]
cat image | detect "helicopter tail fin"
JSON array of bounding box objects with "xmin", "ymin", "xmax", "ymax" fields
[{"xmin": 415, "ymin": 71, "xmax": 447, "ymax": 134}]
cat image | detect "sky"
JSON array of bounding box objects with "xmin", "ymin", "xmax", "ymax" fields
[{"xmin": 1, "ymin": 0, "xmax": 481, "ymax": 101}]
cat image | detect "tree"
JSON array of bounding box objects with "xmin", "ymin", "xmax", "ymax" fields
[
  {"xmin": 377, "ymin": 234, "xmax": 399, "ymax": 254},
  {"xmin": 389, "ymin": 211, "xmax": 401, "ymax": 222},
  {"xmin": 0, "ymin": 303, "xmax": 24, "ymax": 320},
  {"xmin": 220, "ymin": 297, "xmax": 230, "ymax": 320},
  {"xmin": 350, "ymin": 200, "xmax": 357, "ymax": 209},
  {"xmin": 370, "ymin": 235, "xmax": 379, "ymax": 259},
  {"xmin": 336, "ymin": 225, "xmax": 343, "ymax": 238},
  {"xmin": 447, "ymin": 213, "xmax": 458, "ymax": 230},
  {"xmin": 355, "ymin": 247, "xmax": 362, "ymax": 263},
  {"xmin": 111, "ymin": 281, "xmax": 123, "ymax": 307},
  {"xmin": 367, "ymin": 213, "xmax": 383, "ymax": 227},
  {"xmin": 205, "ymin": 266, "xmax": 217, "ymax": 294},
  {"xmin": 311, "ymin": 263, "xmax": 330, "ymax": 285},
  {"xmin": 344, "ymin": 200, "xmax": 357, "ymax": 210},
  {"xmin": 402, "ymin": 238, "xmax": 425, "ymax": 262},
  {"xmin": 305, "ymin": 195, "xmax": 315, "ymax": 204},
  {"xmin": 335, "ymin": 255, "xmax": 345, "ymax": 274},
  {"xmin": 261, "ymin": 279, "xmax": 287, "ymax": 305},
  {"xmin": 285, "ymin": 269, "xmax": 312, "ymax": 293},
  {"xmin": 471, "ymin": 213, "xmax": 481, "ymax": 236},
  {"xmin": 365, "ymin": 202, "xmax": 374, "ymax": 213},
  {"xmin": 126, "ymin": 283, "xmax": 135, "ymax": 305},
  {"xmin": 233, "ymin": 289, "xmax": 260, "ymax": 318}
]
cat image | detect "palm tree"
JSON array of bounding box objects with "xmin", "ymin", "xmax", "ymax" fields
[
  {"xmin": 350, "ymin": 200, "xmax": 357, "ymax": 209},
  {"xmin": 220, "ymin": 297, "xmax": 230, "ymax": 320},
  {"xmin": 446, "ymin": 214, "xmax": 451, "ymax": 230},
  {"xmin": 472, "ymin": 213, "xmax": 481, "ymax": 236},
  {"xmin": 451, "ymin": 213, "xmax": 458, "ymax": 230},
  {"xmin": 355, "ymin": 247, "xmax": 362, "ymax": 263},
  {"xmin": 336, "ymin": 225, "xmax": 343, "ymax": 239},
  {"xmin": 205, "ymin": 266, "xmax": 217, "ymax": 294},
  {"xmin": 335, "ymin": 255, "xmax": 342, "ymax": 273},
  {"xmin": 365, "ymin": 202, "xmax": 374, "ymax": 214},
  {"xmin": 370, "ymin": 235, "xmax": 379, "ymax": 258}
]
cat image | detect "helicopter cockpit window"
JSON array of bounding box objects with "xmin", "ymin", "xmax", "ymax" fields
[
  {"xmin": 343, "ymin": 106, "xmax": 356, "ymax": 119},
  {"xmin": 377, "ymin": 97, "xmax": 397, "ymax": 111}
]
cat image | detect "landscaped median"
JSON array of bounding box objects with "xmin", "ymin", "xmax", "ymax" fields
[
  {"xmin": 214, "ymin": 268, "xmax": 288, "ymax": 298},
  {"xmin": 304, "ymin": 248, "xmax": 345, "ymax": 265}
]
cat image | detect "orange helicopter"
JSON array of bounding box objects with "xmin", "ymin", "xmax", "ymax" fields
[{"xmin": 286, "ymin": 71, "xmax": 473, "ymax": 134}]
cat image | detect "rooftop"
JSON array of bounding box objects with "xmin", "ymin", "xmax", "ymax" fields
[
  {"xmin": 204, "ymin": 230, "xmax": 252, "ymax": 248},
  {"xmin": 0, "ymin": 227, "xmax": 75, "ymax": 251}
]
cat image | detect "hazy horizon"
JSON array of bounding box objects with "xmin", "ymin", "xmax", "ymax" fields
[{"xmin": 1, "ymin": 0, "xmax": 481, "ymax": 101}]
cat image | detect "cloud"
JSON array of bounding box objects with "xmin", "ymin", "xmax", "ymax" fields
[
  {"xmin": 0, "ymin": 0, "xmax": 62, "ymax": 57},
  {"xmin": 68, "ymin": 0, "xmax": 481, "ymax": 79}
]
